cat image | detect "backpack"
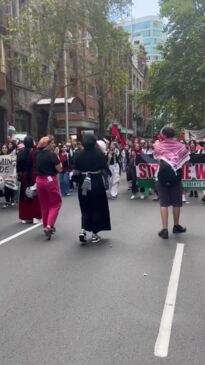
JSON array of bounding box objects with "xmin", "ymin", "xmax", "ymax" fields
[{"xmin": 158, "ymin": 160, "xmax": 180, "ymax": 187}]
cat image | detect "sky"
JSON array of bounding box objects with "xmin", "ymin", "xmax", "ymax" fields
[{"xmin": 132, "ymin": 0, "xmax": 160, "ymax": 18}]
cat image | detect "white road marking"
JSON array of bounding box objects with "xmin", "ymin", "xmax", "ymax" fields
[
  {"xmin": 154, "ymin": 243, "xmax": 185, "ymax": 358},
  {"xmin": 0, "ymin": 223, "xmax": 42, "ymax": 246}
]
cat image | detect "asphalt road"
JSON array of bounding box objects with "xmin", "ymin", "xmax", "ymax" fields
[{"xmin": 0, "ymin": 179, "xmax": 205, "ymax": 365}]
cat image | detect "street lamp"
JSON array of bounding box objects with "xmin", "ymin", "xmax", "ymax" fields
[
  {"xmin": 64, "ymin": 49, "xmax": 69, "ymax": 141},
  {"xmin": 125, "ymin": 87, "xmax": 128, "ymax": 139},
  {"xmin": 125, "ymin": 88, "xmax": 135, "ymax": 139},
  {"xmin": 64, "ymin": 32, "xmax": 73, "ymax": 142}
]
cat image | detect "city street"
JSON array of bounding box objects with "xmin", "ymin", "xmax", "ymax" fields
[{"xmin": 0, "ymin": 179, "xmax": 205, "ymax": 365}]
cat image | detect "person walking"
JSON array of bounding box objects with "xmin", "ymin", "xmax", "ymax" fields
[
  {"xmin": 74, "ymin": 134, "xmax": 111, "ymax": 244},
  {"xmin": 129, "ymin": 150, "xmax": 138, "ymax": 200},
  {"xmin": 154, "ymin": 127, "xmax": 190, "ymax": 239},
  {"xmin": 1, "ymin": 144, "xmax": 15, "ymax": 208},
  {"xmin": 17, "ymin": 136, "xmax": 42, "ymax": 223},
  {"xmin": 36, "ymin": 136, "xmax": 62, "ymax": 239},
  {"xmin": 108, "ymin": 142, "xmax": 121, "ymax": 199},
  {"xmin": 59, "ymin": 145, "xmax": 71, "ymax": 196}
]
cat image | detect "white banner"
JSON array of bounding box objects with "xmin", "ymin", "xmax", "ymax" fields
[
  {"xmin": 184, "ymin": 129, "xmax": 205, "ymax": 142},
  {"xmin": 0, "ymin": 155, "xmax": 18, "ymax": 190}
]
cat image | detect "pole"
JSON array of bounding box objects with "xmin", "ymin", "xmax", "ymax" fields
[
  {"xmin": 125, "ymin": 87, "xmax": 128, "ymax": 139},
  {"xmin": 64, "ymin": 48, "xmax": 69, "ymax": 141}
]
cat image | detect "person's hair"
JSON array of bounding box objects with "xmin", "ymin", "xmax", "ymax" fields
[
  {"xmin": 82, "ymin": 134, "xmax": 96, "ymax": 150},
  {"xmin": 8, "ymin": 140, "xmax": 16, "ymax": 151},
  {"xmin": 189, "ymin": 140, "xmax": 196, "ymax": 146},
  {"xmin": 161, "ymin": 127, "xmax": 176, "ymax": 139},
  {"xmin": 24, "ymin": 135, "xmax": 34, "ymax": 149},
  {"xmin": 59, "ymin": 145, "xmax": 66, "ymax": 153},
  {"xmin": 37, "ymin": 135, "xmax": 54, "ymax": 149}
]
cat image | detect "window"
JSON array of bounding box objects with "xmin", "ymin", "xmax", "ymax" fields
[
  {"xmin": 19, "ymin": 0, "xmax": 27, "ymax": 12},
  {"xmin": 80, "ymin": 80, "xmax": 84, "ymax": 93},
  {"xmin": 132, "ymin": 21, "xmax": 150, "ymax": 31},
  {"xmin": 13, "ymin": 52, "xmax": 21, "ymax": 83},
  {"xmin": 152, "ymin": 30, "xmax": 161, "ymax": 37},
  {"xmin": 88, "ymin": 84, "xmax": 95, "ymax": 97},
  {"xmin": 153, "ymin": 21, "xmax": 162, "ymax": 29},
  {"xmin": 21, "ymin": 54, "xmax": 29, "ymax": 86},
  {"xmin": 78, "ymin": 57, "xmax": 84, "ymax": 70},
  {"xmin": 123, "ymin": 25, "xmax": 132, "ymax": 33},
  {"xmin": 88, "ymin": 108, "xmax": 96, "ymax": 118},
  {"xmin": 142, "ymin": 30, "xmax": 151, "ymax": 37}
]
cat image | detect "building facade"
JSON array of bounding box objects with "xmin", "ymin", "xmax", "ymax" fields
[
  {"xmin": 0, "ymin": 2, "xmax": 99, "ymax": 144},
  {"xmin": 120, "ymin": 16, "xmax": 166, "ymax": 65}
]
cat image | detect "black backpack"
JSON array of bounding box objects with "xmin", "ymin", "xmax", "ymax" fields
[{"xmin": 158, "ymin": 160, "xmax": 181, "ymax": 187}]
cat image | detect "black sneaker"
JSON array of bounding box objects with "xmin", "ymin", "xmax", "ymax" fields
[
  {"xmin": 91, "ymin": 234, "xmax": 101, "ymax": 243},
  {"xmin": 51, "ymin": 227, "xmax": 56, "ymax": 235},
  {"xmin": 194, "ymin": 191, "xmax": 198, "ymax": 198},
  {"xmin": 158, "ymin": 229, "xmax": 169, "ymax": 239},
  {"xmin": 79, "ymin": 230, "xmax": 87, "ymax": 244},
  {"xmin": 173, "ymin": 225, "xmax": 186, "ymax": 233},
  {"xmin": 44, "ymin": 228, "xmax": 52, "ymax": 240},
  {"xmin": 189, "ymin": 191, "xmax": 193, "ymax": 197}
]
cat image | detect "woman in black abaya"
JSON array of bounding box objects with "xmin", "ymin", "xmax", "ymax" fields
[{"xmin": 74, "ymin": 135, "xmax": 111, "ymax": 244}]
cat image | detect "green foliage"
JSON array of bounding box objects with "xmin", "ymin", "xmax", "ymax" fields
[
  {"xmin": 143, "ymin": 0, "xmax": 205, "ymax": 131},
  {"xmin": 1, "ymin": 0, "xmax": 131, "ymax": 133}
]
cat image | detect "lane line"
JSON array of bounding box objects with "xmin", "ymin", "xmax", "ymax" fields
[
  {"xmin": 0, "ymin": 223, "xmax": 42, "ymax": 246},
  {"xmin": 154, "ymin": 243, "xmax": 185, "ymax": 358}
]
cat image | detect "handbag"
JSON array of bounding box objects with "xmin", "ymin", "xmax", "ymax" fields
[{"xmin": 25, "ymin": 183, "xmax": 37, "ymax": 199}]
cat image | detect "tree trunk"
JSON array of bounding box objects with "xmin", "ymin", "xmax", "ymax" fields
[
  {"xmin": 98, "ymin": 96, "xmax": 105, "ymax": 138},
  {"xmin": 47, "ymin": 35, "xmax": 66, "ymax": 134}
]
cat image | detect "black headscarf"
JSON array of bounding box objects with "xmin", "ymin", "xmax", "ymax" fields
[{"xmin": 82, "ymin": 134, "xmax": 96, "ymax": 150}]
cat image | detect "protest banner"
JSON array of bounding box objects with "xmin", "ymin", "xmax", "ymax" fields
[
  {"xmin": 0, "ymin": 155, "xmax": 18, "ymax": 190},
  {"xmin": 136, "ymin": 154, "xmax": 205, "ymax": 190}
]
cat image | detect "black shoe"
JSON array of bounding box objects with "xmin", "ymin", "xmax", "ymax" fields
[
  {"xmin": 202, "ymin": 196, "xmax": 205, "ymax": 203},
  {"xmin": 189, "ymin": 191, "xmax": 193, "ymax": 197},
  {"xmin": 79, "ymin": 230, "xmax": 87, "ymax": 244},
  {"xmin": 194, "ymin": 191, "xmax": 198, "ymax": 198},
  {"xmin": 44, "ymin": 228, "xmax": 52, "ymax": 240},
  {"xmin": 51, "ymin": 227, "xmax": 56, "ymax": 235},
  {"xmin": 173, "ymin": 225, "xmax": 186, "ymax": 233},
  {"xmin": 158, "ymin": 229, "xmax": 169, "ymax": 239}
]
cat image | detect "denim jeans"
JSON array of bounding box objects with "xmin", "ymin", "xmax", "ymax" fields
[{"xmin": 59, "ymin": 172, "xmax": 70, "ymax": 196}]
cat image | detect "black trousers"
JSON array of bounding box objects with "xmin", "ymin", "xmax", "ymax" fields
[{"xmin": 4, "ymin": 187, "xmax": 14, "ymax": 203}]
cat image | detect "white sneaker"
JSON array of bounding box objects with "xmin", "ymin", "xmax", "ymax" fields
[
  {"xmin": 182, "ymin": 195, "xmax": 190, "ymax": 204},
  {"xmin": 91, "ymin": 234, "xmax": 101, "ymax": 243},
  {"xmin": 21, "ymin": 220, "xmax": 27, "ymax": 224},
  {"xmin": 130, "ymin": 195, "xmax": 135, "ymax": 200},
  {"xmin": 140, "ymin": 195, "xmax": 145, "ymax": 200},
  {"xmin": 33, "ymin": 218, "xmax": 41, "ymax": 224}
]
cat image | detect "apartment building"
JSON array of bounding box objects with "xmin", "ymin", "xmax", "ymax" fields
[
  {"xmin": 0, "ymin": 1, "xmax": 99, "ymax": 144},
  {"xmin": 0, "ymin": 0, "xmax": 47, "ymax": 144}
]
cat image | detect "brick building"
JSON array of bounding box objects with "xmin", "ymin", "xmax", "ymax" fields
[{"xmin": 0, "ymin": 2, "xmax": 99, "ymax": 144}]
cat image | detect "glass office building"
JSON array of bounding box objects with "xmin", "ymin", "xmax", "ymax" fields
[{"xmin": 120, "ymin": 16, "xmax": 166, "ymax": 64}]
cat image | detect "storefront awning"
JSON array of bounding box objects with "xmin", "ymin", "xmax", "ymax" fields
[{"xmin": 35, "ymin": 96, "xmax": 85, "ymax": 113}]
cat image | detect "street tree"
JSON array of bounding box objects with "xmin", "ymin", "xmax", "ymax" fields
[
  {"xmin": 1, "ymin": 0, "xmax": 131, "ymax": 135},
  {"xmin": 140, "ymin": 0, "xmax": 205, "ymax": 132}
]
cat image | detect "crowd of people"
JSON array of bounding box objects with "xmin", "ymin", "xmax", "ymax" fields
[{"xmin": 0, "ymin": 130, "xmax": 205, "ymax": 241}]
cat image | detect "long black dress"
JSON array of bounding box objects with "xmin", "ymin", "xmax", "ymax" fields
[{"xmin": 74, "ymin": 147, "xmax": 111, "ymax": 234}]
